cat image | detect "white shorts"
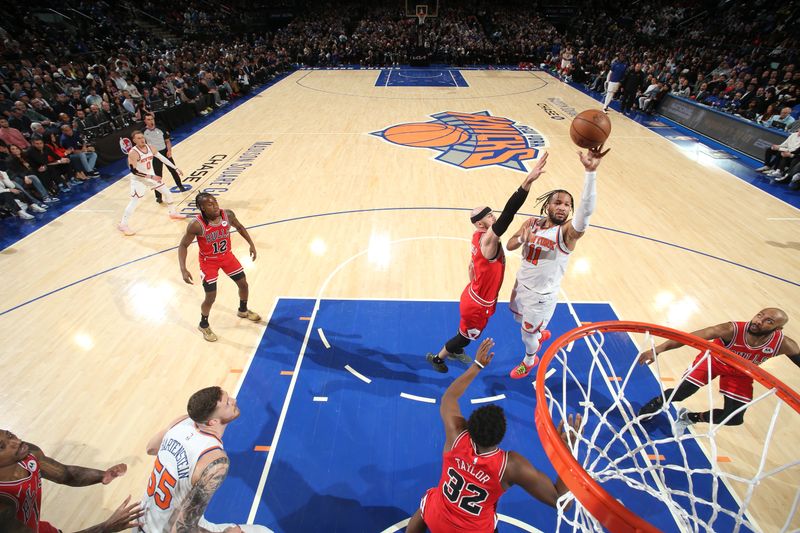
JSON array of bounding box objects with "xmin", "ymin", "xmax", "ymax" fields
[
  {"xmin": 606, "ymin": 80, "xmax": 621, "ymax": 94},
  {"xmin": 197, "ymin": 518, "xmax": 273, "ymax": 533},
  {"xmin": 130, "ymin": 176, "xmax": 165, "ymax": 198},
  {"xmin": 560, "ymin": 59, "xmax": 572, "ymax": 70},
  {"xmin": 509, "ymin": 280, "xmax": 558, "ymax": 332}
]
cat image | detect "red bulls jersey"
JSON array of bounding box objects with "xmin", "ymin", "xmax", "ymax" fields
[
  {"xmin": 434, "ymin": 430, "xmax": 507, "ymax": 531},
  {"xmin": 195, "ymin": 210, "xmax": 232, "ymax": 258},
  {"xmin": 717, "ymin": 321, "xmax": 784, "ymax": 366},
  {"xmin": 468, "ymin": 230, "xmax": 505, "ymax": 307},
  {"xmin": 0, "ymin": 454, "xmax": 44, "ymax": 531}
]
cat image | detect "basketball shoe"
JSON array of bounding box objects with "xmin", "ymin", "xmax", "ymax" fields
[
  {"xmin": 509, "ymin": 330, "xmax": 551, "ymax": 379},
  {"xmin": 447, "ymin": 351, "xmax": 473, "ymax": 364},
  {"xmin": 671, "ymin": 407, "xmax": 693, "ymax": 437},
  {"xmin": 638, "ymin": 395, "xmax": 664, "ymax": 419},
  {"xmin": 117, "ymin": 223, "xmax": 135, "ymax": 236},
  {"xmin": 237, "ymin": 309, "xmax": 261, "ymax": 321},
  {"xmin": 198, "ymin": 326, "xmax": 218, "ymax": 342},
  {"xmin": 426, "ymin": 353, "xmax": 448, "ymax": 373}
]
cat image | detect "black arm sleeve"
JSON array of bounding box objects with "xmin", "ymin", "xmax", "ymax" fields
[
  {"xmin": 129, "ymin": 165, "xmax": 147, "ymax": 178},
  {"xmin": 492, "ymin": 187, "xmax": 529, "ymax": 237}
]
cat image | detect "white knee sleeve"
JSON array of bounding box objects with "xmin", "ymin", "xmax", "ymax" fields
[
  {"xmin": 521, "ymin": 324, "xmax": 542, "ymax": 356},
  {"xmin": 121, "ymin": 195, "xmax": 140, "ymax": 225}
]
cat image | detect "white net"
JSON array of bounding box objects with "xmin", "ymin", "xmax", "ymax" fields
[{"xmin": 535, "ymin": 324, "xmax": 800, "ymax": 533}]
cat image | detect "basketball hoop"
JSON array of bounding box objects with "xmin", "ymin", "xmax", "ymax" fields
[
  {"xmin": 535, "ymin": 321, "xmax": 800, "ymax": 533},
  {"xmin": 416, "ymin": 5, "xmax": 428, "ymax": 25}
]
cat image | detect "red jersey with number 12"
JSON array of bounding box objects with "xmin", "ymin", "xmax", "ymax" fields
[
  {"xmin": 468, "ymin": 230, "xmax": 505, "ymax": 307},
  {"xmin": 429, "ymin": 430, "xmax": 507, "ymax": 532},
  {"xmin": 195, "ymin": 210, "xmax": 232, "ymax": 258}
]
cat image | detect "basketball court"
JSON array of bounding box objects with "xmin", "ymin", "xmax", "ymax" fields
[{"xmin": 2, "ymin": 66, "xmax": 799, "ymax": 531}]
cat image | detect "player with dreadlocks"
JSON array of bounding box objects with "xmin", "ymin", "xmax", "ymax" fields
[
  {"xmin": 408, "ymin": 337, "xmax": 580, "ymax": 533},
  {"xmin": 178, "ymin": 192, "xmax": 261, "ymax": 342},
  {"xmin": 506, "ymin": 145, "xmax": 609, "ymax": 379}
]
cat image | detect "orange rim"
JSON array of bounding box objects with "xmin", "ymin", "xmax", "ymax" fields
[{"xmin": 534, "ymin": 320, "xmax": 800, "ymax": 533}]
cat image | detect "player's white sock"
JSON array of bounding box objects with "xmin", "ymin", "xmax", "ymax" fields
[
  {"xmin": 522, "ymin": 329, "xmax": 542, "ymax": 366},
  {"xmin": 121, "ymin": 196, "xmax": 140, "ymax": 225}
]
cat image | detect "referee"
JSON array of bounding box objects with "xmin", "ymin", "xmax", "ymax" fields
[{"xmin": 143, "ymin": 113, "xmax": 186, "ymax": 203}]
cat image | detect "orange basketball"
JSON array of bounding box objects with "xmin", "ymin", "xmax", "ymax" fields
[
  {"xmin": 570, "ymin": 110, "xmax": 612, "ymax": 149},
  {"xmin": 383, "ymin": 122, "xmax": 469, "ymax": 148}
]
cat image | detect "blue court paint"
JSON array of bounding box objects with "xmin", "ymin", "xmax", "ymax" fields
[
  {"xmin": 206, "ymin": 298, "xmax": 751, "ymax": 532},
  {"xmin": 0, "ymin": 71, "xmax": 295, "ymax": 251},
  {"xmin": 375, "ymin": 69, "xmax": 469, "ymax": 87},
  {"xmin": 205, "ymin": 298, "xmax": 316, "ymax": 520},
  {"xmin": 2, "ymin": 206, "xmax": 797, "ymax": 318}
]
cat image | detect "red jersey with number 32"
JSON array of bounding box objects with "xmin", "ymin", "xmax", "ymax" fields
[
  {"xmin": 468, "ymin": 230, "xmax": 505, "ymax": 307},
  {"xmin": 195, "ymin": 210, "xmax": 232, "ymax": 258},
  {"xmin": 432, "ymin": 430, "xmax": 507, "ymax": 531},
  {"xmin": 0, "ymin": 453, "xmax": 46, "ymax": 532}
]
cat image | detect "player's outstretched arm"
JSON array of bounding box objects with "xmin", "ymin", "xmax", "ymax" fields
[
  {"xmin": 168, "ymin": 452, "xmax": 232, "ymax": 533},
  {"xmin": 502, "ymin": 414, "xmax": 581, "ymax": 508},
  {"xmin": 226, "ymin": 209, "xmax": 257, "ymax": 261},
  {"xmin": 151, "ymin": 144, "xmax": 183, "ymax": 176},
  {"xmin": 178, "ymin": 220, "xmax": 202, "ymax": 284},
  {"xmin": 480, "ymin": 153, "xmax": 547, "ymax": 258},
  {"xmin": 28, "ymin": 443, "xmax": 127, "ymax": 487},
  {"xmin": 73, "ymin": 496, "xmax": 144, "ymax": 533},
  {"xmin": 440, "ymin": 338, "xmax": 495, "ymax": 450},
  {"xmin": 563, "ymin": 145, "xmax": 609, "ymax": 248},
  {"xmin": 637, "ymin": 322, "xmax": 734, "ymax": 365}
]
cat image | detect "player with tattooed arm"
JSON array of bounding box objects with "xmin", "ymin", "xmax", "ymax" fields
[{"xmin": 139, "ymin": 386, "xmax": 271, "ymax": 532}]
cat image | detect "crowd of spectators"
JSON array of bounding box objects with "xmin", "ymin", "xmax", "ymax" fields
[{"xmin": 1, "ymin": 0, "xmax": 799, "ymax": 220}]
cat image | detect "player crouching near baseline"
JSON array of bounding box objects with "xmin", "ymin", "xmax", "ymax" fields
[{"xmin": 178, "ymin": 193, "xmax": 261, "ymax": 342}]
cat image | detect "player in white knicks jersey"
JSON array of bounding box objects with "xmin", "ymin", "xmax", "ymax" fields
[
  {"xmin": 506, "ymin": 146, "xmax": 609, "ymax": 379},
  {"xmin": 118, "ymin": 130, "xmax": 186, "ymax": 236},
  {"xmin": 139, "ymin": 386, "xmax": 272, "ymax": 533}
]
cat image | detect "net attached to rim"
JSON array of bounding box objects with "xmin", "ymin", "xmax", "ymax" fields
[
  {"xmin": 534, "ymin": 321, "xmax": 800, "ymax": 533},
  {"xmin": 415, "ymin": 5, "xmax": 428, "ymax": 25}
]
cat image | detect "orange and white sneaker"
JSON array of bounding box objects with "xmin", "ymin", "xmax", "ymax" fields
[
  {"xmin": 509, "ymin": 357, "xmax": 538, "ymax": 379},
  {"xmin": 169, "ymin": 213, "xmax": 187, "ymax": 220},
  {"xmin": 117, "ymin": 223, "xmax": 135, "ymax": 236}
]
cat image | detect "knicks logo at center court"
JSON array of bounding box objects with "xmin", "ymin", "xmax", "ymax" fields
[{"xmin": 371, "ymin": 111, "xmax": 546, "ymax": 171}]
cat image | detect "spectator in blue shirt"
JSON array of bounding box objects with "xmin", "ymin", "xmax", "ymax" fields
[
  {"xmin": 761, "ymin": 106, "xmax": 796, "ymax": 130},
  {"xmin": 60, "ymin": 124, "xmax": 99, "ymax": 179},
  {"xmin": 603, "ymin": 55, "xmax": 628, "ymax": 113}
]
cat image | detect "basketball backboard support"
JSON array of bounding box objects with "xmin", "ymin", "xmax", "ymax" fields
[{"xmin": 405, "ymin": 0, "xmax": 438, "ymax": 18}]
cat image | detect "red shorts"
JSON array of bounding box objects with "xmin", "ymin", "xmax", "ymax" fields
[
  {"xmin": 40, "ymin": 522, "xmax": 60, "ymax": 533},
  {"xmin": 199, "ymin": 253, "xmax": 243, "ymax": 285},
  {"xmin": 684, "ymin": 352, "xmax": 753, "ymax": 403},
  {"xmin": 458, "ymin": 286, "xmax": 496, "ymax": 340},
  {"xmin": 420, "ymin": 487, "xmax": 495, "ymax": 533}
]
